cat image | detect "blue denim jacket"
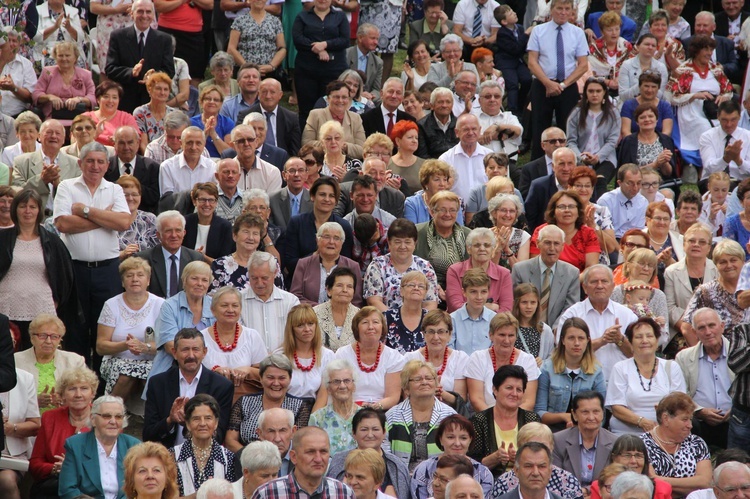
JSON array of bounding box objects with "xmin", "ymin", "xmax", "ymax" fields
[{"xmin": 534, "ymin": 358, "xmax": 606, "ymax": 417}]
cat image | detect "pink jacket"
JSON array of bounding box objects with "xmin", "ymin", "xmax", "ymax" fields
[
  {"xmin": 445, "ymin": 259, "xmax": 513, "ymax": 313},
  {"xmin": 33, "ymin": 66, "xmax": 96, "ymax": 122}
]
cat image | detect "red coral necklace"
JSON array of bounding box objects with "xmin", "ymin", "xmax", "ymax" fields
[
  {"xmin": 490, "ymin": 347, "xmax": 515, "ymax": 372},
  {"xmin": 356, "ymin": 343, "xmax": 383, "ymax": 373},
  {"xmin": 293, "ymin": 350, "xmax": 316, "ymax": 372},
  {"xmin": 424, "ymin": 347, "xmax": 449, "ymax": 376},
  {"xmin": 213, "ymin": 323, "xmax": 239, "ymax": 352}
]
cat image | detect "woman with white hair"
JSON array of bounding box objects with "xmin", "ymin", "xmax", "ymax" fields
[
  {"xmin": 610, "ymin": 471, "xmax": 654, "ymax": 499},
  {"xmin": 199, "ymin": 52, "xmax": 240, "ymax": 100},
  {"xmin": 309, "ymin": 359, "xmax": 360, "ymax": 454},
  {"xmin": 233, "ymin": 441, "xmax": 282, "ymax": 499},
  {"xmin": 242, "ymin": 188, "xmax": 282, "ymax": 262},
  {"xmin": 487, "ymin": 194, "xmax": 530, "ymax": 270}
]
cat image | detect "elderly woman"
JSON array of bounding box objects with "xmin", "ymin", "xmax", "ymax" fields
[
  {"xmin": 309, "ymin": 359, "xmax": 360, "ymax": 454},
  {"xmin": 569, "ymin": 167, "xmax": 617, "ymax": 264},
  {"xmin": 487, "ymin": 193, "xmax": 531, "ymax": 269},
  {"xmin": 83, "ymin": 81, "xmax": 139, "ymax": 147},
  {"xmin": 641, "ymin": 393, "xmax": 712, "ymax": 496},
  {"xmin": 123, "ymin": 441, "xmax": 180, "ymax": 499},
  {"xmin": 403, "ymin": 91, "xmax": 427, "ymax": 122},
  {"xmin": 334, "ymin": 306, "xmax": 406, "ymax": 410},
  {"xmin": 446, "ymin": 228, "xmax": 513, "ymax": 313},
  {"xmin": 133, "ymin": 72, "xmax": 177, "ymax": 152},
  {"xmin": 535, "ymin": 318, "xmax": 605, "ymax": 432},
  {"xmin": 190, "ymin": 86, "xmax": 234, "ymax": 158},
  {"xmin": 32, "ymin": 42, "xmax": 95, "ymax": 124},
  {"xmin": 643, "ymin": 10, "xmax": 685, "ymax": 73},
  {"xmin": 58, "ymin": 395, "xmax": 140, "ymax": 499},
  {"xmin": 344, "ymin": 448, "xmax": 393, "ymax": 499},
  {"xmin": 314, "ymin": 267, "xmax": 361, "ymax": 351},
  {"xmin": 644, "ymin": 201, "xmax": 684, "ymax": 276},
  {"xmin": 96, "ymin": 257, "xmax": 164, "ymax": 402},
  {"xmin": 318, "ymin": 119, "xmax": 363, "ymax": 181},
  {"xmin": 402, "ymin": 40, "xmax": 433, "ymax": 92},
  {"xmin": 466, "ymin": 313, "xmax": 540, "ymax": 413},
  {"xmin": 683, "ymin": 239, "xmax": 745, "ymax": 332},
  {"xmin": 725, "ymin": 178, "xmax": 750, "ymax": 260},
  {"xmin": 284, "ymin": 177, "xmax": 354, "ymax": 277},
  {"xmin": 301, "ymin": 141, "xmax": 325, "ymax": 188},
  {"xmin": 64, "ymin": 114, "xmax": 114, "ymax": 158},
  {"xmin": 0, "ymin": 189, "xmax": 77, "ymax": 349},
  {"xmin": 620, "ymin": 72, "xmax": 674, "ymax": 137},
  {"xmin": 32, "ymin": 0, "xmax": 83, "ymax": 71},
  {"xmin": 227, "ymin": 0, "xmax": 285, "ymax": 73},
  {"xmin": 405, "ymin": 160, "xmax": 466, "ymax": 225},
  {"xmin": 14, "ymin": 314, "xmax": 85, "ymax": 413},
  {"xmin": 610, "ymin": 472, "xmax": 654, "ymax": 499},
  {"xmin": 184, "ymin": 183, "xmax": 233, "ymax": 263},
  {"xmin": 1, "ymin": 112, "xmax": 40, "ymax": 167},
  {"xmin": 617, "ymin": 104, "xmax": 676, "ymax": 179},
  {"xmin": 588, "ymin": 12, "xmax": 633, "ymax": 97},
  {"xmin": 610, "ymin": 248, "xmax": 669, "ymax": 335},
  {"xmin": 618, "ymin": 34, "xmax": 668, "ymax": 102},
  {"xmin": 386, "ymin": 360, "xmax": 457, "ymax": 471},
  {"xmin": 466, "ymin": 157, "xmax": 525, "ymax": 227},
  {"xmin": 117, "ymin": 176, "xmax": 158, "ymax": 260},
  {"xmin": 149, "ymin": 261, "xmax": 215, "ymax": 380},
  {"xmin": 468, "ymin": 365, "xmax": 540, "ymax": 477},
  {"xmin": 415, "ymin": 191, "xmax": 471, "ymax": 294},
  {"xmin": 590, "ymin": 464, "xmax": 628, "ymax": 499},
  {"xmin": 199, "ymin": 52, "xmax": 240, "ymax": 100},
  {"xmin": 242, "ymin": 189, "xmax": 282, "ymax": 260},
  {"xmin": 224, "ymin": 354, "xmax": 313, "ymax": 452},
  {"xmin": 385, "ymin": 271, "xmax": 429, "ymax": 355},
  {"xmin": 389, "ymin": 120, "xmax": 424, "ymax": 194},
  {"xmin": 28, "ymin": 367, "xmax": 97, "ymax": 497},
  {"xmin": 303, "ymin": 81, "xmax": 367, "ymax": 160},
  {"xmin": 233, "ymin": 441, "xmax": 282, "ymax": 498},
  {"xmin": 666, "ymin": 35, "xmax": 733, "ymax": 167},
  {"xmin": 530, "ymin": 191, "xmax": 601, "ymax": 272},
  {"xmin": 315, "ymin": 70, "xmax": 375, "ymax": 114},
  {"xmin": 291, "ymin": 222, "xmax": 364, "ymax": 307},
  {"xmin": 171, "ymin": 394, "xmax": 235, "ymax": 496},
  {"xmin": 606, "ymin": 318, "xmax": 686, "ymax": 434},
  {"xmin": 664, "ymin": 223, "xmax": 717, "ymax": 351}
]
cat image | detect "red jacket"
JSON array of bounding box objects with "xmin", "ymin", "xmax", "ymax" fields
[{"xmin": 29, "ymin": 406, "xmax": 90, "ymax": 479}]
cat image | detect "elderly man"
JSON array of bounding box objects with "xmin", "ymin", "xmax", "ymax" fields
[
  {"xmin": 145, "ymin": 111, "xmax": 210, "ymax": 164},
  {"xmin": 158, "ymin": 126, "xmax": 216, "ymax": 194},
  {"xmin": 473, "ymin": 80, "xmax": 523, "ymax": 158},
  {"xmin": 104, "ymin": 125, "xmax": 160, "ymax": 213},
  {"xmin": 452, "ymin": 70, "xmax": 480, "ymax": 118},
  {"xmin": 496, "ymin": 443, "xmax": 564, "ymax": 499},
  {"xmin": 240, "ymin": 252, "xmax": 300, "ymax": 352},
  {"xmin": 699, "ymin": 100, "xmax": 750, "ymax": 183},
  {"xmin": 12, "ymin": 119, "xmax": 79, "ymax": 215},
  {"xmin": 0, "ymin": 30, "xmax": 36, "ymax": 118},
  {"xmin": 361, "ymin": 78, "xmax": 416, "ymax": 137},
  {"xmin": 336, "ymin": 157, "xmax": 405, "ymax": 219},
  {"xmin": 519, "ymin": 127, "xmax": 566, "ymax": 199},
  {"xmin": 597, "ymin": 164, "xmax": 649, "ymax": 239},
  {"xmin": 346, "ymin": 24, "xmax": 383, "ymax": 102},
  {"xmin": 53, "ymin": 142, "xmax": 130, "ymax": 363},
  {"xmin": 233, "ymin": 441, "xmax": 282, "ymax": 499},
  {"xmin": 343, "ymin": 175, "xmax": 396, "ymax": 230},
  {"xmin": 242, "ymin": 78, "xmax": 301, "ymax": 154},
  {"xmin": 232, "ymin": 124, "xmax": 282, "ymax": 193},
  {"xmin": 439, "ymin": 114, "xmax": 491, "ymax": 201},
  {"xmin": 242, "ymin": 112, "xmax": 289, "ymax": 171},
  {"xmin": 136, "ymin": 210, "xmax": 204, "ymax": 298},
  {"xmin": 220, "ymin": 63, "xmax": 261, "ymax": 123},
  {"xmin": 257, "ymin": 408, "xmax": 297, "ymax": 477},
  {"xmin": 416, "ymin": 87, "xmax": 458, "ymax": 159},
  {"xmin": 196, "ymin": 479, "xmax": 234, "ymax": 499},
  {"xmin": 713, "ymin": 462, "xmax": 750, "ymax": 499},
  {"xmin": 253, "ymin": 427, "xmax": 355, "ymax": 499},
  {"xmin": 446, "ymin": 474, "xmax": 485, "ymax": 499},
  {"xmin": 269, "ymin": 157, "xmax": 312, "ymax": 231},
  {"xmin": 557, "ymin": 265, "xmax": 637, "ymax": 383},
  {"xmin": 524, "ymin": 147, "xmax": 575, "ymax": 231},
  {"xmin": 716, "ymin": 0, "xmax": 750, "ymax": 47},
  {"xmin": 511, "ymin": 224, "xmax": 580, "ymax": 330},
  {"xmin": 677, "ymin": 308, "xmax": 735, "ymax": 449},
  {"xmin": 214, "ymin": 158, "xmax": 244, "ymax": 224},
  {"xmin": 427, "ymin": 34, "xmax": 480, "ymax": 87},
  {"xmin": 684, "ymin": 12, "xmax": 740, "ymax": 84}
]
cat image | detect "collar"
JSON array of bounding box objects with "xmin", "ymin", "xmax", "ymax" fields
[
  {"xmin": 96, "ymin": 439, "xmax": 118, "ymax": 459},
  {"xmin": 519, "ymin": 489, "xmax": 551, "ymax": 499},
  {"xmin": 699, "ymin": 342, "xmax": 727, "ymax": 360},
  {"xmin": 538, "ymin": 257, "xmax": 557, "ymax": 275},
  {"xmin": 382, "ymin": 105, "xmax": 397, "ymax": 119},
  {"xmin": 457, "ymin": 304, "xmax": 493, "ymax": 321},
  {"xmin": 178, "ymin": 153, "xmax": 209, "ymax": 170},
  {"xmin": 42, "ymin": 151, "xmax": 59, "ymax": 164},
  {"xmin": 425, "ymin": 18, "xmax": 441, "ymax": 33},
  {"xmin": 290, "ymin": 471, "xmax": 326, "ymax": 496},
  {"xmin": 578, "ymin": 431, "xmax": 599, "ymax": 451},
  {"xmin": 135, "ymin": 27, "xmax": 150, "ymax": 40},
  {"xmin": 457, "ymin": 143, "xmax": 481, "ymax": 157},
  {"xmin": 72, "ymin": 174, "xmax": 106, "ymax": 192},
  {"xmin": 616, "ymin": 188, "xmax": 634, "ymax": 205},
  {"xmin": 218, "ymin": 185, "xmax": 242, "ymax": 202},
  {"xmin": 261, "ymin": 104, "xmax": 278, "ymax": 115},
  {"xmin": 161, "ymin": 245, "xmax": 182, "ymax": 261},
  {"xmin": 244, "ymin": 285, "xmax": 281, "ymax": 303},
  {"xmin": 118, "ymin": 156, "xmax": 137, "ymax": 170},
  {"xmin": 583, "ymin": 298, "xmax": 615, "ymax": 315},
  {"xmin": 178, "ymin": 365, "xmax": 204, "ymax": 385},
  {"xmin": 357, "ymin": 46, "xmax": 368, "ymax": 59}
]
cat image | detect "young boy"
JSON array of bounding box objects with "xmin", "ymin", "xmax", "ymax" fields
[
  {"xmin": 699, "ymin": 172, "xmax": 730, "ymax": 237},
  {"xmin": 449, "ymin": 268, "xmax": 497, "ymax": 355},
  {"xmin": 493, "ymin": 4, "xmax": 531, "ymax": 117}
]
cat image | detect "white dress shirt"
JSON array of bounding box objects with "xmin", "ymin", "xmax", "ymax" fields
[
  {"xmin": 96, "ymin": 439, "xmax": 119, "ymax": 499},
  {"xmin": 238, "ymin": 156, "xmax": 282, "ymax": 193},
  {"xmin": 597, "ymin": 188, "xmax": 648, "ymax": 238},
  {"xmin": 439, "ymin": 142, "xmax": 491, "ymax": 200},
  {"xmin": 175, "ymin": 365, "xmax": 203, "ymax": 445},
  {"xmin": 473, "ymin": 108, "xmax": 522, "ymax": 155},
  {"xmin": 452, "ymin": 93, "xmax": 481, "ymax": 118},
  {"xmin": 699, "ymin": 125, "xmax": 750, "ymax": 180},
  {"xmin": 158, "ymin": 153, "xmax": 216, "ymax": 194},
  {"xmin": 240, "ymin": 286, "xmax": 300, "ymax": 352},
  {"xmin": 453, "ymin": 0, "xmax": 501, "ymax": 38}
]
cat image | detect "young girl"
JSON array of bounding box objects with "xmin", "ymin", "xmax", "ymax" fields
[
  {"xmin": 512, "ymin": 283, "xmax": 554, "ymax": 367},
  {"xmin": 699, "ymin": 172, "xmax": 730, "ymax": 237},
  {"xmin": 623, "ymin": 280, "xmax": 668, "ymax": 340}
]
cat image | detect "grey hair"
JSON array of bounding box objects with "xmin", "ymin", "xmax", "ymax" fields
[
  {"xmin": 242, "ymin": 188, "xmax": 270, "ymax": 207},
  {"xmin": 259, "ymin": 353, "xmax": 293, "ymax": 377},
  {"xmin": 453, "ymin": 70, "xmax": 477, "ymax": 84},
  {"xmin": 691, "ymin": 307, "xmax": 721, "ymax": 328},
  {"xmin": 537, "ymin": 224, "xmax": 565, "ymax": 242},
  {"xmin": 713, "ymin": 239, "xmax": 746, "ymax": 264},
  {"xmin": 479, "ymin": 79, "xmax": 504, "ymax": 97},
  {"xmin": 440, "ymin": 33, "xmax": 463, "ymax": 52},
  {"xmin": 258, "ymin": 407, "xmax": 295, "ymax": 429},
  {"xmin": 610, "ymin": 471, "xmax": 654, "ymax": 499},
  {"xmin": 445, "ymin": 475, "xmax": 480, "ymax": 499},
  {"xmin": 338, "ymin": 69, "xmax": 364, "ymax": 85},
  {"xmin": 581, "ymin": 264, "xmax": 614, "ymax": 285},
  {"xmin": 383, "ymin": 77, "xmax": 404, "ymax": 92},
  {"xmin": 196, "ymin": 478, "xmax": 234, "ymax": 499},
  {"xmin": 14, "ymin": 111, "xmax": 42, "ymax": 132},
  {"xmin": 210, "ymin": 286, "xmax": 242, "ymax": 312},
  {"xmin": 248, "ymin": 251, "xmax": 277, "ymax": 273},
  {"xmin": 488, "ymin": 194, "xmax": 522, "ymax": 224},
  {"xmin": 209, "ymin": 51, "xmax": 234, "ymax": 70},
  {"xmin": 181, "ymin": 125, "xmax": 205, "ymax": 141},
  {"xmin": 714, "ymin": 461, "xmax": 750, "ymax": 485},
  {"xmin": 91, "ymin": 395, "xmax": 128, "ymax": 429},
  {"xmin": 321, "ymin": 358, "xmax": 359, "ymax": 385},
  {"xmin": 155, "ymin": 210, "xmax": 186, "ymax": 232},
  {"xmin": 466, "ymin": 227, "xmax": 496, "ymax": 248},
  {"xmin": 316, "ymin": 222, "xmax": 345, "ymax": 240},
  {"xmin": 231, "ymin": 124, "xmax": 256, "ymax": 142},
  {"xmin": 240, "ymin": 441, "xmax": 282, "ymax": 472},
  {"xmin": 695, "ymin": 10, "xmax": 715, "ymax": 23},
  {"xmin": 243, "ymin": 112, "xmax": 266, "ymax": 127},
  {"xmin": 541, "ymin": 127, "xmax": 566, "ymax": 142},
  {"xmin": 164, "ymin": 110, "xmax": 191, "ymax": 131},
  {"xmin": 80, "ymin": 141, "xmax": 110, "ymax": 161},
  {"xmin": 113, "ymin": 126, "xmax": 140, "ymax": 142},
  {"xmin": 357, "ymin": 22, "xmax": 379, "ymax": 36},
  {"xmin": 430, "ymin": 87, "xmax": 453, "ymax": 105}
]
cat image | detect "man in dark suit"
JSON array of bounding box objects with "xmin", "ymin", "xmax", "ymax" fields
[
  {"xmin": 416, "ymin": 88, "xmax": 458, "ymax": 158},
  {"xmin": 552, "ymin": 391, "xmax": 618, "ymax": 488},
  {"xmin": 242, "ymin": 112, "xmax": 289, "ymax": 171},
  {"xmin": 143, "ymin": 328, "xmax": 233, "ymax": 448},
  {"xmin": 714, "ymin": 0, "xmax": 749, "ymax": 39},
  {"xmin": 346, "ymin": 23, "xmax": 384, "ymax": 102},
  {"xmin": 104, "ymin": 126, "xmax": 160, "ymax": 214},
  {"xmin": 136, "ymin": 211, "xmax": 204, "ymax": 298},
  {"xmin": 335, "ymin": 158, "xmax": 405, "ymax": 219},
  {"xmin": 239, "ymin": 78, "xmax": 301, "ymax": 156},
  {"xmin": 524, "ymin": 147, "xmax": 575, "ymax": 231},
  {"xmin": 493, "ymin": 442, "xmax": 564, "ymax": 499},
  {"xmin": 105, "ymin": 0, "xmax": 175, "ymax": 113},
  {"xmin": 519, "ymin": 127, "xmax": 566, "ymax": 199},
  {"xmin": 361, "ymin": 78, "xmax": 416, "ymax": 137},
  {"xmin": 269, "ymin": 157, "xmax": 313, "ymax": 231},
  {"xmin": 684, "ymin": 12, "xmax": 741, "ymax": 84},
  {"xmin": 0, "ymin": 314, "xmax": 16, "ymax": 451}
]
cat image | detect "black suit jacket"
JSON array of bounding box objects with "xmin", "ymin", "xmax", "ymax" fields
[
  {"xmin": 143, "ymin": 365, "xmax": 233, "ymax": 448},
  {"xmin": 241, "ymin": 103, "xmax": 302, "ymax": 156},
  {"xmin": 361, "ymin": 106, "xmax": 417, "ymax": 137},
  {"xmin": 183, "ymin": 214, "xmax": 234, "ymax": 260},
  {"xmin": 104, "ymin": 155, "xmax": 160, "ymax": 214},
  {"xmin": 105, "ymin": 27, "xmax": 175, "ymax": 113},
  {"xmin": 525, "ymin": 173, "xmax": 558, "ymax": 231},
  {"xmin": 258, "ymin": 143, "xmax": 289, "ymax": 172},
  {"xmin": 715, "ymin": 11, "xmax": 750, "ymax": 37},
  {"xmin": 136, "ymin": 244, "xmax": 206, "ymax": 298},
  {"xmin": 682, "ymin": 35, "xmax": 740, "ymax": 83},
  {"xmin": 493, "ymin": 24, "xmax": 528, "ymax": 68},
  {"xmin": 519, "ymin": 155, "xmax": 550, "ymax": 199},
  {"xmin": 269, "ymin": 187, "xmax": 313, "ymax": 230},
  {"xmin": 0, "ymin": 314, "xmax": 16, "ymax": 450}
]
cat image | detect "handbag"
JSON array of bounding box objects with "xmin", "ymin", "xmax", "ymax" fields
[
  {"xmin": 703, "ymin": 97, "xmax": 719, "ymax": 124},
  {"xmin": 50, "ymin": 101, "xmax": 88, "ymax": 121}
]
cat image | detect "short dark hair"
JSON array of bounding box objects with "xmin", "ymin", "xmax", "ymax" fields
[
  {"xmin": 688, "ymin": 34, "xmax": 717, "ymax": 60},
  {"xmin": 184, "ymin": 393, "xmax": 220, "ymax": 420},
  {"xmin": 310, "ymin": 176, "xmax": 341, "ymax": 200},
  {"xmin": 423, "ymin": 0, "xmax": 444, "ymax": 9},
  {"xmin": 326, "ymin": 80, "xmax": 349, "ymax": 96},
  {"xmin": 435, "ymin": 454, "xmax": 474, "ymax": 476},
  {"xmin": 351, "ymin": 175, "xmax": 378, "ymax": 194},
  {"xmin": 325, "ymin": 266, "xmax": 357, "ymax": 290},
  {"xmin": 633, "ymin": 102, "xmax": 659, "ymax": 122},
  {"xmin": 173, "ymin": 328, "xmax": 205, "ymax": 349},
  {"xmin": 492, "ymin": 364, "xmax": 528, "ymax": 390},
  {"xmin": 571, "ymin": 390, "xmax": 605, "ymax": 413},
  {"xmin": 624, "ymin": 317, "xmax": 661, "ymax": 344},
  {"xmin": 95, "ymin": 80, "xmax": 123, "ymax": 100},
  {"xmin": 516, "ymin": 441, "xmax": 551, "ymax": 462},
  {"xmin": 10, "ymin": 189, "xmax": 43, "ymax": 231},
  {"xmin": 238, "ymin": 62, "xmax": 260, "ymax": 78},
  {"xmin": 638, "ymin": 71, "xmax": 662, "ymax": 87},
  {"xmin": 435, "ymin": 415, "xmax": 476, "ymax": 451},
  {"xmin": 676, "ymin": 190, "xmax": 702, "ymax": 211},
  {"xmin": 352, "ymin": 408, "xmax": 386, "ymax": 434},
  {"xmin": 738, "ymin": 178, "xmax": 750, "ymax": 202},
  {"xmin": 719, "ymin": 99, "xmax": 741, "ymax": 116},
  {"xmin": 636, "ymin": 33, "xmax": 657, "ymax": 46},
  {"xmin": 354, "ymin": 213, "xmax": 378, "ymax": 245},
  {"xmin": 387, "ymin": 218, "xmax": 418, "ymax": 241},
  {"xmin": 407, "ymin": 40, "xmax": 429, "ymax": 61},
  {"xmin": 715, "ymin": 449, "xmax": 750, "ymax": 466},
  {"xmin": 611, "ymin": 435, "xmax": 650, "ymax": 475}
]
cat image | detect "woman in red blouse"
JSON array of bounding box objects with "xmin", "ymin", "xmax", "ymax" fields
[{"xmin": 529, "ymin": 191, "xmax": 601, "ymax": 272}]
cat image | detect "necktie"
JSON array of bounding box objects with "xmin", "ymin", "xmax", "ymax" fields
[
  {"xmin": 539, "ymin": 268, "xmax": 551, "ymax": 323},
  {"xmin": 726, "ymin": 134, "xmax": 733, "ymax": 150},
  {"xmin": 566, "ymin": 371, "xmax": 577, "ymax": 412},
  {"xmin": 124, "ymin": 162, "xmax": 132, "ymax": 175},
  {"xmin": 291, "ymin": 196, "xmax": 299, "ymax": 217},
  {"xmin": 387, "ymin": 112, "xmax": 395, "ymax": 136},
  {"xmin": 169, "ymin": 254, "xmax": 178, "ymax": 298},
  {"xmin": 472, "ymin": 4, "xmax": 483, "ymax": 38},
  {"xmin": 139, "ymin": 32, "xmax": 145, "ymax": 58},
  {"xmin": 624, "ymin": 199, "xmax": 632, "ymax": 209},
  {"xmin": 556, "ymin": 25, "xmax": 565, "ymax": 82},
  {"xmin": 265, "ymin": 111, "xmax": 276, "ymax": 147}
]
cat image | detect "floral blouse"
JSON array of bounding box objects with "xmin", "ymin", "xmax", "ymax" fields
[
  {"xmin": 641, "ymin": 432, "xmax": 709, "ymax": 479},
  {"xmin": 231, "ymin": 12, "xmax": 283, "ymax": 66},
  {"xmin": 385, "ymin": 307, "xmax": 426, "ymax": 354},
  {"xmin": 308, "ymin": 405, "xmax": 360, "ymax": 455},
  {"xmin": 210, "ymin": 254, "xmax": 284, "ymax": 293},
  {"xmin": 683, "ymin": 279, "xmax": 744, "ymax": 332},
  {"xmin": 118, "ymin": 210, "xmax": 158, "ymax": 251},
  {"xmin": 656, "ymin": 36, "xmax": 686, "ymax": 69},
  {"xmin": 133, "ymin": 103, "xmax": 179, "ymax": 142},
  {"xmin": 363, "ymin": 255, "xmax": 439, "ymax": 309}
]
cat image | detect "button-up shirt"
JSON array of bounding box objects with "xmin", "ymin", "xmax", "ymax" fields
[
  {"xmin": 159, "ymin": 153, "xmax": 217, "ymax": 194},
  {"xmin": 145, "ymin": 135, "xmax": 210, "ymax": 164},
  {"xmin": 527, "ymin": 21, "xmax": 589, "ymax": 80},
  {"xmin": 96, "ymin": 439, "xmax": 119, "ymax": 499},
  {"xmin": 238, "ymin": 156, "xmax": 283, "ymax": 192},
  {"xmin": 216, "ymin": 186, "xmax": 243, "ymax": 224},
  {"xmin": 357, "ymin": 47, "xmax": 368, "ymax": 72},
  {"xmin": 440, "ymin": 142, "xmax": 491, "ymax": 200},
  {"xmin": 240, "ymin": 286, "xmax": 300, "ymax": 352},
  {"xmin": 579, "ymin": 433, "xmax": 598, "ymax": 486},
  {"xmin": 118, "ymin": 157, "xmax": 137, "ymax": 176},
  {"xmin": 699, "ymin": 125, "xmax": 750, "ymax": 180},
  {"xmin": 254, "ymin": 473, "xmax": 355, "ymax": 499},
  {"xmin": 0, "ymin": 54, "xmax": 37, "ymax": 117},
  {"xmin": 176, "ymin": 365, "xmax": 203, "ymax": 445},
  {"xmin": 452, "ymin": 93, "xmax": 481, "ymax": 118},
  {"xmin": 473, "ymin": 109, "xmax": 522, "ymax": 155},
  {"xmin": 449, "ymin": 304, "xmax": 496, "ymax": 354},
  {"xmin": 220, "ymin": 93, "xmax": 258, "ymax": 123},
  {"xmin": 597, "ymin": 188, "xmax": 648, "ymax": 238},
  {"xmin": 453, "ymin": 0, "xmax": 501, "ymax": 38},
  {"xmin": 694, "ymin": 343, "xmax": 733, "ymax": 413}
]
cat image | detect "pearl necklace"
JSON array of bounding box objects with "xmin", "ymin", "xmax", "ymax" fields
[
  {"xmin": 424, "ymin": 347, "xmax": 449, "ymax": 376},
  {"xmin": 213, "ymin": 323, "xmax": 240, "ymax": 352},
  {"xmin": 356, "ymin": 342, "xmax": 383, "ymax": 373},
  {"xmin": 293, "ymin": 350, "xmax": 316, "ymax": 372},
  {"xmin": 490, "ymin": 347, "xmax": 515, "ymax": 372}
]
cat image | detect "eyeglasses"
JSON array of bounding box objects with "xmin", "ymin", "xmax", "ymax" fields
[
  {"xmin": 32, "ymin": 333, "xmax": 61, "ymax": 341},
  {"xmin": 304, "ymin": 159, "xmax": 318, "ymax": 166},
  {"xmin": 619, "ymin": 452, "xmax": 645, "ymax": 460},
  {"xmin": 497, "ymin": 208, "xmax": 517, "ymax": 215},
  {"xmin": 602, "ymin": 485, "xmax": 613, "ymax": 493},
  {"xmin": 555, "ymin": 204, "xmax": 578, "ymax": 211},
  {"xmin": 320, "ymin": 234, "xmax": 343, "ymax": 242},
  {"xmin": 409, "ymin": 376, "xmax": 436, "ymax": 383},
  {"xmin": 285, "ymin": 168, "xmax": 306, "ymax": 175},
  {"xmin": 649, "ymin": 216, "xmax": 670, "ymax": 223},
  {"xmin": 202, "ymin": 96, "xmax": 223, "ymax": 103},
  {"xmin": 366, "ymin": 152, "xmax": 391, "ymax": 158},
  {"xmin": 73, "ymin": 125, "xmax": 94, "ymax": 132},
  {"xmin": 434, "ymin": 208, "xmax": 458, "ymax": 215},
  {"xmin": 621, "ymin": 241, "xmax": 647, "ymax": 249},
  {"xmin": 456, "ymin": 80, "xmax": 477, "ymax": 87},
  {"xmin": 432, "ymin": 473, "xmax": 453, "ymax": 485},
  {"xmin": 716, "ymin": 484, "xmax": 750, "ymax": 495},
  {"xmin": 328, "ymin": 378, "xmax": 354, "ymax": 386},
  {"xmin": 403, "ymin": 283, "xmax": 427, "ymax": 290},
  {"xmin": 543, "ymin": 138, "xmax": 566, "ymax": 144},
  {"xmin": 686, "ymin": 239, "xmax": 710, "ymax": 246},
  {"xmin": 641, "ymin": 181, "xmax": 659, "ymax": 189},
  {"xmin": 235, "ymin": 137, "xmax": 256, "ymax": 145},
  {"xmin": 195, "ymin": 197, "xmax": 216, "ymax": 204},
  {"xmin": 635, "ymin": 261, "xmax": 656, "ymax": 270},
  {"xmin": 424, "ymin": 329, "xmax": 450, "ymax": 336},
  {"xmin": 471, "ymin": 242, "xmax": 493, "ymax": 248},
  {"xmin": 572, "ymin": 183, "xmax": 592, "ymax": 190},
  {"xmin": 95, "ymin": 413, "xmax": 125, "ymax": 421}
]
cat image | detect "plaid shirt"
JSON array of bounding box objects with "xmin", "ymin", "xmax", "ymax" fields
[{"xmin": 252, "ymin": 473, "xmax": 355, "ymax": 499}]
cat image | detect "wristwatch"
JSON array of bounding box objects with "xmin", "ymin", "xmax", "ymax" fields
[
  {"xmin": 82, "ymin": 206, "xmax": 90, "ymax": 219},
  {"xmin": 559, "ymin": 82, "xmax": 566, "ymax": 90}
]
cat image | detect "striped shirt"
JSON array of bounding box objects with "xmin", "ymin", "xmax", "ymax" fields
[
  {"xmin": 728, "ymin": 323, "xmax": 750, "ymax": 407},
  {"xmin": 239, "ymin": 286, "xmax": 300, "ymax": 352},
  {"xmin": 252, "ymin": 473, "xmax": 354, "ymax": 499}
]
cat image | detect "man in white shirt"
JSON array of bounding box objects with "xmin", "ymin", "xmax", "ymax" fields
[
  {"xmin": 472, "ymin": 80, "xmax": 522, "ymax": 157},
  {"xmin": 158, "ymin": 126, "xmax": 216, "ymax": 194},
  {"xmin": 597, "ymin": 164, "xmax": 649, "ymax": 239},
  {"xmin": 53, "ymin": 142, "xmax": 130, "ymax": 364},
  {"xmin": 700, "ymin": 100, "xmax": 750, "ymax": 182},
  {"xmin": 240, "ymin": 252, "xmax": 300, "ymax": 352},
  {"xmin": 145, "ymin": 111, "xmax": 210, "ymax": 164},
  {"xmin": 343, "ymin": 175, "xmax": 396, "ymax": 230},
  {"xmin": 0, "ymin": 30, "xmax": 36, "ymax": 117},
  {"xmin": 232, "ymin": 124, "xmax": 282, "ymax": 193},
  {"xmin": 452, "ymin": 70, "xmax": 481, "ymax": 117},
  {"xmin": 440, "ymin": 113, "xmax": 491, "ymax": 201},
  {"xmin": 452, "ymin": 0, "xmax": 500, "ymax": 60},
  {"xmin": 557, "ymin": 265, "xmax": 637, "ymax": 382}
]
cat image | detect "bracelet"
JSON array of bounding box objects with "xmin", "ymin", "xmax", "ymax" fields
[
  {"xmin": 12, "ymin": 423, "xmax": 17, "ymax": 434},
  {"xmin": 636, "ymin": 417, "xmax": 643, "ymax": 428}
]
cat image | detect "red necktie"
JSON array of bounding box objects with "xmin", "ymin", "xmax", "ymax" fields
[{"xmin": 387, "ymin": 112, "xmax": 394, "ymax": 136}]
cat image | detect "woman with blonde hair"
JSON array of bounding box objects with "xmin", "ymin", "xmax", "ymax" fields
[
  {"xmin": 343, "ymin": 448, "xmax": 389, "ymax": 499},
  {"xmin": 404, "ymin": 160, "xmax": 465, "ymax": 225},
  {"xmin": 123, "ymin": 441, "xmax": 179, "ymax": 499},
  {"xmin": 319, "ymin": 120, "xmax": 363, "ymax": 181}
]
